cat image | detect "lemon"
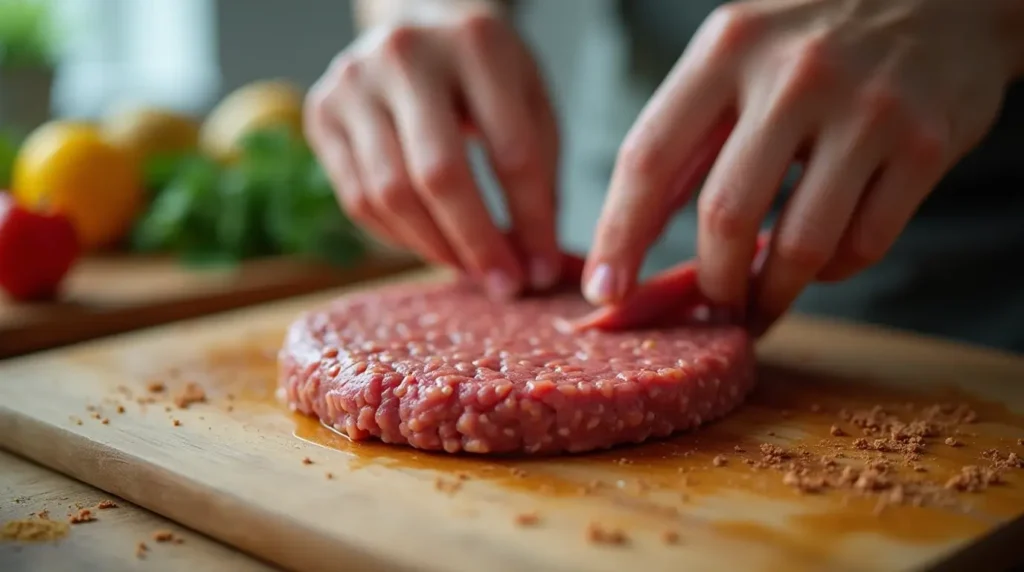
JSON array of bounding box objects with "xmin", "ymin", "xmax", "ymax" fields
[
  {"xmin": 12, "ymin": 121, "xmax": 143, "ymax": 251},
  {"xmin": 101, "ymin": 105, "xmax": 200, "ymax": 164},
  {"xmin": 200, "ymin": 79, "xmax": 305, "ymax": 162}
]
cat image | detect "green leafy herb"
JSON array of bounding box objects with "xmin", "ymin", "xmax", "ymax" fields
[
  {"xmin": 0, "ymin": 0, "xmax": 57, "ymax": 69},
  {"xmin": 0, "ymin": 129, "xmax": 19, "ymax": 188},
  {"xmin": 131, "ymin": 125, "xmax": 366, "ymax": 268}
]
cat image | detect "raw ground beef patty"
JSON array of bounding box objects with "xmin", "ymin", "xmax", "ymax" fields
[{"xmin": 278, "ymin": 280, "xmax": 757, "ymax": 455}]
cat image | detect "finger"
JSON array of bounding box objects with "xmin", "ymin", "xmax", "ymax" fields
[
  {"xmin": 341, "ymin": 93, "xmax": 461, "ymax": 267},
  {"xmin": 455, "ymin": 21, "xmax": 562, "ymax": 290},
  {"xmin": 695, "ymin": 98, "xmax": 808, "ymax": 311},
  {"xmin": 659, "ymin": 113, "xmax": 738, "ymax": 228},
  {"xmin": 816, "ymin": 154, "xmax": 945, "ymax": 282},
  {"xmin": 583, "ymin": 34, "xmax": 739, "ymax": 306},
  {"xmin": 304, "ymin": 98, "xmax": 404, "ymax": 249},
  {"xmin": 381, "ymin": 48, "xmax": 524, "ymax": 299},
  {"xmin": 751, "ymin": 125, "xmax": 886, "ymax": 335}
]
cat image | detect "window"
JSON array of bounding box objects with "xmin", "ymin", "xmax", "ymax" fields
[{"xmin": 52, "ymin": 0, "xmax": 219, "ymax": 119}]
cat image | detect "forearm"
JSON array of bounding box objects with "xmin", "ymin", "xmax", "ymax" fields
[{"xmin": 353, "ymin": 0, "xmax": 514, "ymax": 30}]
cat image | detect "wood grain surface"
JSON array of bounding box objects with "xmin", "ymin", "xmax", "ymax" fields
[
  {"xmin": 0, "ymin": 450, "xmax": 276, "ymax": 572},
  {"xmin": 1, "ymin": 268, "xmax": 1023, "ymax": 572},
  {"xmin": 0, "ymin": 251, "xmax": 420, "ymax": 359}
]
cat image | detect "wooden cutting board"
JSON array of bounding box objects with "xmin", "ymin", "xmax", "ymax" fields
[
  {"xmin": 0, "ymin": 251, "xmax": 421, "ymax": 359},
  {"xmin": 2, "ymin": 268, "xmax": 1024, "ymax": 572}
]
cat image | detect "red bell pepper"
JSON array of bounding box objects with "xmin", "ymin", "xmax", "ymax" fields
[{"xmin": 0, "ymin": 192, "xmax": 81, "ymax": 301}]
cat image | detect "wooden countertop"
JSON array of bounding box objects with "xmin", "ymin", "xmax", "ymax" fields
[
  {"xmin": 2, "ymin": 268, "xmax": 1023, "ymax": 571},
  {"xmin": 0, "ymin": 450, "xmax": 275, "ymax": 571}
]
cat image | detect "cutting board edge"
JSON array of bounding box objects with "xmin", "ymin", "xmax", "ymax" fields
[{"xmin": 0, "ymin": 405, "xmax": 424, "ymax": 572}]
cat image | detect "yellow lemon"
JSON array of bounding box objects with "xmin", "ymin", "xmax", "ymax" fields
[
  {"xmin": 101, "ymin": 105, "xmax": 200, "ymax": 164},
  {"xmin": 12, "ymin": 121, "xmax": 143, "ymax": 251},
  {"xmin": 200, "ymin": 79, "xmax": 305, "ymax": 162}
]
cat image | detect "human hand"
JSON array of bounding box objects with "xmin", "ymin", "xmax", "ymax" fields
[
  {"xmin": 584, "ymin": 0, "xmax": 1023, "ymax": 333},
  {"xmin": 306, "ymin": 2, "xmax": 561, "ymax": 299}
]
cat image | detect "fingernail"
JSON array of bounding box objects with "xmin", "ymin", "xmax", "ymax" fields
[
  {"xmin": 485, "ymin": 269, "xmax": 519, "ymax": 300},
  {"xmin": 529, "ymin": 257, "xmax": 560, "ymax": 291},
  {"xmin": 584, "ymin": 263, "xmax": 619, "ymax": 305}
]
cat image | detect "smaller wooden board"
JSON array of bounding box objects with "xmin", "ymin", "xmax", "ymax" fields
[{"xmin": 0, "ymin": 251, "xmax": 421, "ymax": 359}]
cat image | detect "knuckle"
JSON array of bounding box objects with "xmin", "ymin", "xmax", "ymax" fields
[
  {"xmin": 845, "ymin": 234, "xmax": 887, "ymax": 269},
  {"xmin": 905, "ymin": 119, "xmax": 949, "ymax": 169},
  {"xmin": 380, "ymin": 25, "xmax": 421, "ymax": 65},
  {"xmin": 855, "ymin": 83, "xmax": 906, "ymax": 133},
  {"xmin": 374, "ymin": 177, "xmax": 414, "ymax": 212},
  {"xmin": 454, "ymin": 11, "xmax": 506, "ymax": 50},
  {"xmin": 330, "ymin": 54, "xmax": 364, "ymax": 88},
  {"xmin": 616, "ymin": 134, "xmax": 666, "ymax": 182},
  {"xmin": 704, "ymin": 4, "xmax": 762, "ymax": 59},
  {"xmin": 341, "ymin": 194, "xmax": 373, "ymax": 220},
  {"xmin": 303, "ymin": 83, "xmax": 333, "ymax": 135},
  {"xmin": 492, "ymin": 138, "xmax": 539, "ymax": 181},
  {"xmin": 774, "ymin": 234, "xmax": 831, "ymax": 270},
  {"xmin": 784, "ymin": 35, "xmax": 836, "ymax": 94},
  {"xmin": 697, "ymin": 191, "xmax": 757, "ymax": 240},
  {"xmin": 414, "ymin": 159, "xmax": 463, "ymax": 198}
]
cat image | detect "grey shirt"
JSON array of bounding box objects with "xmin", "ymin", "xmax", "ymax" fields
[{"xmin": 556, "ymin": 0, "xmax": 1024, "ymax": 352}]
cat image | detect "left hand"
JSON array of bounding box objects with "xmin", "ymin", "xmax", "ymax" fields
[{"xmin": 583, "ymin": 0, "xmax": 1024, "ymax": 333}]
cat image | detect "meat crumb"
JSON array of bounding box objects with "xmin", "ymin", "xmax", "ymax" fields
[
  {"xmin": 173, "ymin": 382, "xmax": 207, "ymax": 409},
  {"xmin": 830, "ymin": 425, "xmax": 846, "ymax": 437},
  {"xmin": 101, "ymin": 418, "xmax": 109, "ymax": 425},
  {"xmin": 661, "ymin": 530, "xmax": 681, "ymax": 544},
  {"xmin": 945, "ymin": 437, "xmax": 960, "ymax": 447},
  {"xmin": 172, "ymin": 419, "xmax": 181, "ymax": 427},
  {"xmin": 585, "ymin": 522, "xmax": 628, "ymax": 545},
  {"xmin": 36, "ymin": 510, "xmax": 49, "ymax": 520},
  {"xmin": 434, "ymin": 477, "xmax": 462, "ymax": 495},
  {"xmin": 712, "ymin": 455, "xmax": 728, "ymax": 467},
  {"xmin": 136, "ymin": 542, "xmax": 149, "ymax": 559},
  {"xmin": 302, "ymin": 457, "xmax": 313, "ymax": 465},
  {"xmin": 68, "ymin": 509, "xmax": 95, "ymax": 524},
  {"xmin": 1, "ymin": 516, "xmax": 69, "ymax": 542},
  {"xmin": 515, "ymin": 511, "xmax": 540, "ymax": 526},
  {"xmin": 147, "ymin": 382, "xmax": 166, "ymax": 393},
  {"xmin": 945, "ymin": 465, "xmax": 1001, "ymax": 492},
  {"xmin": 152, "ymin": 530, "xmax": 175, "ymax": 542},
  {"xmin": 116, "ymin": 405, "xmax": 125, "ymax": 414},
  {"xmin": 96, "ymin": 500, "xmax": 118, "ymax": 510}
]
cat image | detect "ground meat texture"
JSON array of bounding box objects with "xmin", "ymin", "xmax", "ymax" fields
[{"xmin": 278, "ymin": 281, "xmax": 756, "ymax": 455}]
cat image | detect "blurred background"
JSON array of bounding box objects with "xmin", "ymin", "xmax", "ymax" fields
[
  {"xmin": 0, "ymin": 0, "xmax": 597, "ymax": 355},
  {"xmin": 36, "ymin": 0, "xmax": 591, "ymax": 120},
  {"xmin": 0, "ymin": 0, "xmax": 592, "ymax": 265}
]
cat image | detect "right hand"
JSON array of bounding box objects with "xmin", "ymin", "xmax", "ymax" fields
[{"xmin": 306, "ymin": 4, "xmax": 562, "ymax": 299}]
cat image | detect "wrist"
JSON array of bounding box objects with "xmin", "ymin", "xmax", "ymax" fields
[{"xmin": 354, "ymin": 0, "xmax": 511, "ymax": 31}]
